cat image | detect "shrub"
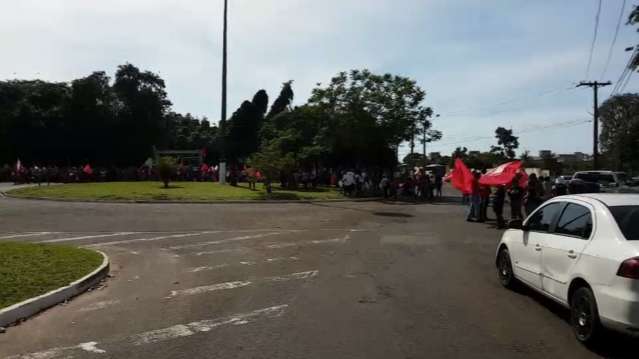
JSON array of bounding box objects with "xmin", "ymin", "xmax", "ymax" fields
[{"xmin": 157, "ymin": 157, "xmax": 176, "ymax": 188}]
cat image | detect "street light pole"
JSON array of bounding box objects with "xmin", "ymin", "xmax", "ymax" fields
[{"xmin": 219, "ymin": 0, "xmax": 229, "ymax": 184}]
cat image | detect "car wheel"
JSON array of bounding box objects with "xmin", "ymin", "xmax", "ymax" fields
[
  {"xmin": 570, "ymin": 287, "xmax": 603, "ymax": 345},
  {"xmin": 497, "ymin": 248, "xmax": 517, "ymax": 289}
]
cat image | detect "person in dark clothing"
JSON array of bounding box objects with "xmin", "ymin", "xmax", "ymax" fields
[
  {"xmin": 524, "ymin": 173, "xmax": 544, "ymax": 216},
  {"xmin": 493, "ymin": 185, "xmax": 506, "ymax": 229},
  {"xmin": 466, "ymin": 171, "xmax": 482, "ymax": 222},
  {"xmin": 479, "ymin": 185, "xmax": 491, "ymax": 222},
  {"xmin": 435, "ymin": 174, "xmax": 443, "ymax": 198},
  {"xmin": 508, "ymin": 173, "xmax": 524, "ymax": 221}
]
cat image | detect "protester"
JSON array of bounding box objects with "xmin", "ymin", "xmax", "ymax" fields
[
  {"xmin": 493, "ymin": 185, "xmax": 506, "ymax": 229},
  {"xmin": 342, "ymin": 170, "xmax": 356, "ymax": 197},
  {"xmin": 379, "ymin": 174, "xmax": 390, "ymax": 198},
  {"xmin": 466, "ymin": 171, "xmax": 481, "ymax": 222},
  {"xmin": 524, "ymin": 173, "xmax": 544, "ymax": 216},
  {"xmin": 435, "ymin": 173, "xmax": 443, "ymax": 198},
  {"xmin": 508, "ymin": 173, "xmax": 524, "ymax": 220},
  {"xmin": 479, "ymin": 184, "xmax": 491, "ymax": 222}
]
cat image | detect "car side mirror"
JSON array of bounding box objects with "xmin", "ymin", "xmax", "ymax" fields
[{"xmin": 508, "ymin": 219, "xmax": 524, "ymax": 230}]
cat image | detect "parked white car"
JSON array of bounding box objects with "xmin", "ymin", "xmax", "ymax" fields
[{"xmin": 495, "ymin": 194, "xmax": 639, "ymax": 344}]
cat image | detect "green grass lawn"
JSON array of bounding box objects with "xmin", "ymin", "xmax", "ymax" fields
[
  {"xmin": 0, "ymin": 242, "xmax": 103, "ymax": 309},
  {"xmin": 9, "ymin": 182, "xmax": 345, "ymax": 201}
]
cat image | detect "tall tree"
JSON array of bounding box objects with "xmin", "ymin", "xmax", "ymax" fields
[
  {"xmin": 223, "ymin": 89, "xmax": 269, "ymax": 162},
  {"xmin": 266, "ymin": 81, "xmax": 294, "ymax": 119},
  {"xmin": 490, "ymin": 127, "xmax": 519, "ymax": 159},
  {"xmin": 599, "ymin": 94, "xmax": 639, "ymax": 171}
]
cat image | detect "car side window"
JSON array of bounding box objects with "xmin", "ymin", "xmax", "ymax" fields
[
  {"xmin": 555, "ymin": 204, "xmax": 593, "ymax": 239},
  {"xmin": 526, "ymin": 202, "xmax": 563, "ymax": 232}
]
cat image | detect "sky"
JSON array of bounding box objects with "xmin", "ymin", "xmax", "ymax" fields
[{"xmin": 2, "ymin": 0, "xmax": 638, "ymax": 160}]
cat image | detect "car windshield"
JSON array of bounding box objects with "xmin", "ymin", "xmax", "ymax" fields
[
  {"xmin": 610, "ymin": 206, "xmax": 639, "ymax": 241},
  {"xmin": 575, "ymin": 173, "xmax": 615, "ymax": 184}
]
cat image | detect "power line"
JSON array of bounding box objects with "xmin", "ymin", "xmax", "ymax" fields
[
  {"xmin": 586, "ymin": 0, "xmax": 603, "ymax": 79},
  {"xmin": 430, "ymin": 119, "xmax": 591, "ymax": 148},
  {"xmin": 601, "ymin": 0, "xmax": 626, "ymax": 79},
  {"xmin": 610, "ymin": 48, "xmax": 638, "ymax": 96}
]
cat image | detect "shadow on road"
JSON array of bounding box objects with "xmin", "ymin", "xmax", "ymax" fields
[{"xmin": 512, "ymin": 285, "xmax": 637, "ymax": 358}]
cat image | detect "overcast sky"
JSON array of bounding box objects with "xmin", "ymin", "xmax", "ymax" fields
[{"xmin": 2, "ymin": 0, "xmax": 637, "ymax": 158}]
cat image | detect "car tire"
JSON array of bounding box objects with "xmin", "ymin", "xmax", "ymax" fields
[
  {"xmin": 497, "ymin": 248, "xmax": 517, "ymax": 289},
  {"xmin": 570, "ymin": 287, "xmax": 603, "ymax": 345}
]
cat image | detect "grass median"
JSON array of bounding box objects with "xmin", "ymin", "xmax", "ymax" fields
[
  {"xmin": 9, "ymin": 182, "xmax": 345, "ymax": 201},
  {"xmin": 0, "ymin": 242, "xmax": 103, "ymax": 309}
]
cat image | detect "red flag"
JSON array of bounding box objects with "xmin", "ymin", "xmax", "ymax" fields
[
  {"xmin": 479, "ymin": 160, "xmax": 528, "ymax": 187},
  {"xmin": 450, "ymin": 159, "xmax": 473, "ymax": 194},
  {"xmin": 83, "ymin": 164, "xmax": 93, "ymax": 175}
]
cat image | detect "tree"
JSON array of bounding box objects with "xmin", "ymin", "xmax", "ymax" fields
[
  {"xmin": 403, "ymin": 153, "xmax": 427, "ymax": 169},
  {"xmin": 223, "ymin": 89, "xmax": 269, "ymax": 162},
  {"xmin": 266, "ymin": 81, "xmax": 294, "ymax": 119},
  {"xmin": 599, "ymin": 94, "xmax": 639, "ymax": 171},
  {"xmin": 308, "ymin": 69, "xmax": 434, "ymax": 149},
  {"xmin": 452, "ymin": 146, "xmax": 468, "ymax": 160},
  {"xmin": 490, "ymin": 127, "xmax": 519, "ymax": 159},
  {"xmin": 157, "ymin": 156, "xmax": 176, "ymax": 188}
]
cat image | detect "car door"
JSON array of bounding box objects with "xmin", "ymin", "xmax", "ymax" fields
[
  {"xmin": 511, "ymin": 202, "xmax": 564, "ymax": 289},
  {"xmin": 541, "ymin": 202, "xmax": 594, "ymax": 302}
]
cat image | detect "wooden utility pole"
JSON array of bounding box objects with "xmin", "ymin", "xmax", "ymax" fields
[{"xmin": 576, "ymin": 81, "xmax": 611, "ymax": 170}]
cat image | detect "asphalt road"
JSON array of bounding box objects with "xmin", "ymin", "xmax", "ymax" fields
[{"xmin": 0, "ymin": 195, "xmax": 635, "ymax": 358}]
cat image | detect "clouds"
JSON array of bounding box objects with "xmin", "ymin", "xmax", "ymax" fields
[{"xmin": 1, "ymin": 0, "xmax": 637, "ymax": 157}]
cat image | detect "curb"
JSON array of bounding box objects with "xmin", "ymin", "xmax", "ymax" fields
[
  {"xmin": 0, "ymin": 250, "xmax": 110, "ymax": 328},
  {"xmin": 4, "ymin": 192, "xmax": 385, "ymax": 204}
]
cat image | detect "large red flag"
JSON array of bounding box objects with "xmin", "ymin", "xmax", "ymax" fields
[
  {"xmin": 450, "ymin": 159, "xmax": 473, "ymax": 194},
  {"xmin": 83, "ymin": 164, "xmax": 93, "ymax": 175},
  {"xmin": 479, "ymin": 160, "xmax": 528, "ymax": 187}
]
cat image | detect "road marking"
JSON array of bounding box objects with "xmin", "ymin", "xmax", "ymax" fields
[
  {"xmin": 7, "ymin": 341, "xmax": 107, "ymax": 358},
  {"xmin": 169, "ymin": 270, "xmax": 318, "ymax": 298},
  {"xmin": 167, "ymin": 232, "xmax": 282, "ymax": 250},
  {"xmin": 0, "ymin": 232, "xmax": 55, "ymax": 240},
  {"xmin": 40, "ymin": 232, "xmax": 135, "ymax": 243},
  {"xmin": 195, "ymin": 248, "xmax": 244, "ymax": 256},
  {"xmin": 267, "ymin": 235, "xmax": 350, "ymax": 249},
  {"xmin": 168, "ymin": 281, "xmax": 252, "ymax": 297},
  {"xmin": 185, "ymin": 257, "xmax": 299, "ymax": 273},
  {"xmin": 130, "ymin": 305, "xmax": 288, "ymax": 345},
  {"xmin": 187, "ymin": 264, "xmax": 230, "ymax": 273},
  {"xmin": 78, "ymin": 299, "xmax": 121, "ymax": 312},
  {"xmin": 77, "ymin": 342, "xmax": 106, "ymax": 354},
  {"xmin": 85, "ymin": 231, "xmax": 222, "ymax": 247},
  {"xmin": 8, "ymin": 305, "xmax": 288, "ymax": 358}
]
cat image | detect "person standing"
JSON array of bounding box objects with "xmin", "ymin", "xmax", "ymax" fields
[
  {"xmin": 435, "ymin": 173, "xmax": 443, "ymax": 198},
  {"xmin": 493, "ymin": 185, "xmax": 506, "ymax": 229},
  {"xmin": 508, "ymin": 173, "xmax": 524, "ymax": 220},
  {"xmin": 524, "ymin": 173, "xmax": 544, "ymax": 216},
  {"xmin": 379, "ymin": 174, "xmax": 390, "ymax": 199},
  {"xmin": 466, "ymin": 171, "xmax": 481, "ymax": 222},
  {"xmin": 479, "ymin": 185, "xmax": 491, "ymax": 222},
  {"xmin": 342, "ymin": 170, "xmax": 356, "ymax": 197}
]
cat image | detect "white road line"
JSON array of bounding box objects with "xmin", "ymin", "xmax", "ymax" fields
[
  {"xmin": 78, "ymin": 299, "xmax": 121, "ymax": 312},
  {"xmin": 185, "ymin": 257, "xmax": 299, "ymax": 273},
  {"xmin": 169, "ymin": 281, "xmax": 252, "ymax": 297},
  {"xmin": 187, "ymin": 264, "xmax": 230, "ymax": 273},
  {"xmin": 7, "ymin": 341, "xmax": 107, "ymax": 359},
  {"xmin": 8, "ymin": 305, "xmax": 288, "ymax": 358},
  {"xmin": 39, "ymin": 232, "xmax": 135, "ymax": 244},
  {"xmin": 267, "ymin": 235, "xmax": 350, "ymax": 249},
  {"xmin": 169, "ymin": 270, "xmax": 318, "ymax": 298},
  {"xmin": 195, "ymin": 248, "xmax": 244, "ymax": 256},
  {"xmin": 85, "ymin": 231, "xmax": 222, "ymax": 247},
  {"xmin": 130, "ymin": 305, "xmax": 288, "ymax": 345},
  {"xmin": 168, "ymin": 232, "xmax": 282, "ymax": 250},
  {"xmin": 0, "ymin": 232, "xmax": 55, "ymax": 240}
]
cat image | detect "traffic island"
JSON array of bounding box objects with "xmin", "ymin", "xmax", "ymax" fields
[
  {"xmin": 7, "ymin": 182, "xmax": 348, "ymax": 202},
  {"xmin": 0, "ymin": 242, "xmax": 109, "ymax": 328}
]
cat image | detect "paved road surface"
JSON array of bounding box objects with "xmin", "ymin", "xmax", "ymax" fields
[{"xmin": 0, "ymin": 196, "xmax": 634, "ymax": 358}]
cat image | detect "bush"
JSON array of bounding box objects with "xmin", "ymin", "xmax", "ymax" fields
[{"xmin": 157, "ymin": 157, "xmax": 176, "ymax": 188}]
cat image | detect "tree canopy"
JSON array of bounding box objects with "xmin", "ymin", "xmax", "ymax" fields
[{"xmin": 599, "ymin": 93, "xmax": 639, "ymax": 171}]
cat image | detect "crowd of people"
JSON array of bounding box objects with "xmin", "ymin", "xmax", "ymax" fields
[{"xmin": 464, "ymin": 171, "xmax": 578, "ymax": 229}]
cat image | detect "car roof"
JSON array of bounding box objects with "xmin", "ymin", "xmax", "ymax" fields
[
  {"xmin": 557, "ymin": 193, "xmax": 639, "ymax": 207},
  {"xmin": 574, "ymin": 170, "xmax": 615, "ymax": 174}
]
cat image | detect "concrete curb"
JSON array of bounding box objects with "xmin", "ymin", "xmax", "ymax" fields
[
  {"xmin": 0, "ymin": 250, "xmax": 110, "ymax": 328},
  {"xmin": 4, "ymin": 192, "xmax": 385, "ymax": 204}
]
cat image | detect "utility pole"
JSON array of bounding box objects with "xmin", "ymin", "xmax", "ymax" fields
[
  {"xmin": 219, "ymin": 0, "xmax": 229, "ymax": 184},
  {"xmin": 576, "ymin": 81, "xmax": 611, "ymax": 170},
  {"xmin": 221, "ymin": 0, "xmax": 228, "ymax": 126}
]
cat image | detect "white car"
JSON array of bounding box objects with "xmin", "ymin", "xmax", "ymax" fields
[{"xmin": 495, "ymin": 194, "xmax": 639, "ymax": 344}]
